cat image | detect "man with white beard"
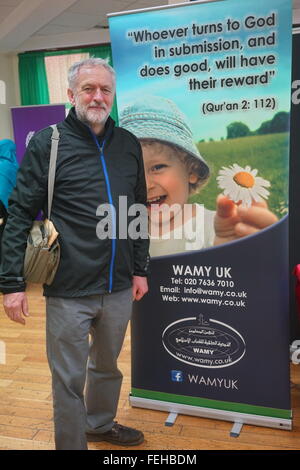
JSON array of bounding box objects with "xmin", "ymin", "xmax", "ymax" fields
[{"xmin": 0, "ymin": 58, "xmax": 149, "ymax": 450}]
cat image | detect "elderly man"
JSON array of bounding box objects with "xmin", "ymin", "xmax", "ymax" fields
[{"xmin": 0, "ymin": 58, "xmax": 149, "ymax": 450}]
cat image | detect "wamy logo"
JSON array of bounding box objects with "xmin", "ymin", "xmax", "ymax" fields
[{"xmin": 162, "ymin": 314, "xmax": 246, "ymax": 369}]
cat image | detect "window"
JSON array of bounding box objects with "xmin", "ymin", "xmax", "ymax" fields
[{"xmin": 45, "ymin": 53, "xmax": 89, "ymax": 104}]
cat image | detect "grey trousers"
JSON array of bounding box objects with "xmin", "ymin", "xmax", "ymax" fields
[{"xmin": 45, "ymin": 288, "xmax": 132, "ymax": 450}]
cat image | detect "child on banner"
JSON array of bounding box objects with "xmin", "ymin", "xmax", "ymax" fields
[{"xmin": 120, "ymin": 95, "xmax": 277, "ymax": 257}]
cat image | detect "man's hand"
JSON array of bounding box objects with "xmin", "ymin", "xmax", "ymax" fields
[
  {"xmin": 132, "ymin": 276, "xmax": 148, "ymax": 301},
  {"xmin": 214, "ymin": 194, "xmax": 278, "ymax": 246},
  {"xmin": 3, "ymin": 292, "xmax": 29, "ymax": 325}
]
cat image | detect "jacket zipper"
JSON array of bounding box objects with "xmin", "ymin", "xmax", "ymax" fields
[{"xmin": 90, "ymin": 132, "xmax": 116, "ymax": 293}]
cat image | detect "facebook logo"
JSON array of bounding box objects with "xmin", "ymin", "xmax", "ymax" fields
[{"xmin": 171, "ymin": 370, "xmax": 183, "ymax": 382}]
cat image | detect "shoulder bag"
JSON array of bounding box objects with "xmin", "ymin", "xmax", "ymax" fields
[{"xmin": 23, "ymin": 125, "xmax": 60, "ymax": 285}]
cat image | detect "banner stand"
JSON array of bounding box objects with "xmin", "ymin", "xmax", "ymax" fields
[
  {"xmin": 108, "ymin": 0, "xmax": 293, "ymax": 435},
  {"xmin": 11, "ymin": 104, "xmax": 66, "ymax": 164},
  {"xmin": 129, "ymin": 395, "xmax": 292, "ymax": 435}
]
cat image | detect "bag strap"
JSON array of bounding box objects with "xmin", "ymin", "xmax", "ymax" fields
[{"xmin": 48, "ymin": 124, "xmax": 60, "ymax": 219}]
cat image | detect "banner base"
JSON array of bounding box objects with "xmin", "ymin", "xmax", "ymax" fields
[{"xmin": 129, "ymin": 395, "xmax": 292, "ymax": 431}]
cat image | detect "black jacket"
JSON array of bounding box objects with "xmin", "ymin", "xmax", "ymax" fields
[{"xmin": 0, "ymin": 108, "xmax": 149, "ymax": 297}]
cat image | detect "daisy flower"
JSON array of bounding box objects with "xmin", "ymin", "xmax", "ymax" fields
[{"xmin": 217, "ymin": 164, "xmax": 271, "ymax": 208}]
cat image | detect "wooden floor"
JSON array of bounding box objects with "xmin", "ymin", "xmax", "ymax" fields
[{"xmin": 0, "ymin": 284, "xmax": 300, "ymax": 451}]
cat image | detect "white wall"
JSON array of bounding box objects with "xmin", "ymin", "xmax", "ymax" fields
[{"xmin": 0, "ymin": 53, "xmax": 19, "ymax": 140}]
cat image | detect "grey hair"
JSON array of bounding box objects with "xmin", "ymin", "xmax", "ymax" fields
[{"xmin": 68, "ymin": 57, "xmax": 116, "ymax": 90}]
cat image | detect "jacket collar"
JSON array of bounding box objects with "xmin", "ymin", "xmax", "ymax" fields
[{"xmin": 65, "ymin": 107, "xmax": 115, "ymax": 142}]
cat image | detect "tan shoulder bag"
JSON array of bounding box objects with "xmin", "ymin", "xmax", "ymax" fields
[{"xmin": 23, "ymin": 125, "xmax": 60, "ymax": 285}]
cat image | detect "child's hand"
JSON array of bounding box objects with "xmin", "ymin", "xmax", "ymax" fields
[{"xmin": 214, "ymin": 194, "xmax": 278, "ymax": 246}]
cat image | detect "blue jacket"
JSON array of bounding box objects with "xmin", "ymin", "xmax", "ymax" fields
[{"xmin": 0, "ymin": 139, "xmax": 19, "ymax": 208}]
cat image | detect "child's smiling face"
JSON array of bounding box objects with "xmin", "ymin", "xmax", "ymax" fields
[{"xmin": 142, "ymin": 142, "xmax": 197, "ymax": 230}]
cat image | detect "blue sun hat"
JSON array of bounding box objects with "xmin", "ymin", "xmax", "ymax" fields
[
  {"xmin": 119, "ymin": 95, "xmax": 209, "ymax": 175},
  {"xmin": 0, "ymin": 139, "xmax": 19, "ymax": 208}
]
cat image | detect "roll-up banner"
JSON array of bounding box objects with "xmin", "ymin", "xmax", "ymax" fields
[
  {"xmin": 11, "ymin": 104, "xmax": 66, "ymax": 164},
  {"xmin": 109, "ymin": 0, "xmax": 292, "ymax": 430},
  {"xmin": 290, "ymin": 32, "xmax": 300, "ymax": 341}
]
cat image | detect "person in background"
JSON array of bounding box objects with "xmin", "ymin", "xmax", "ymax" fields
[{"xmin": 0, "ymin": 58, "xmax": 149, "ymax": 450}]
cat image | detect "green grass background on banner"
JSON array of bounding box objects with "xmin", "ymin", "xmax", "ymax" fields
[{"xmin": 189, "ymin": 132, "xmax": 289, "ymax": 219}]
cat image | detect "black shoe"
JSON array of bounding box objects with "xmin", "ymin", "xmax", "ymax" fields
[{"xmin": 86, "ymin": 422, "xmax": 144, "ymax": 446}]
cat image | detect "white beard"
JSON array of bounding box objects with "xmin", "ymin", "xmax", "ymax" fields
[{"xmin": 75, "ymin": 101, "xmax": 109, "ymax": 127}]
